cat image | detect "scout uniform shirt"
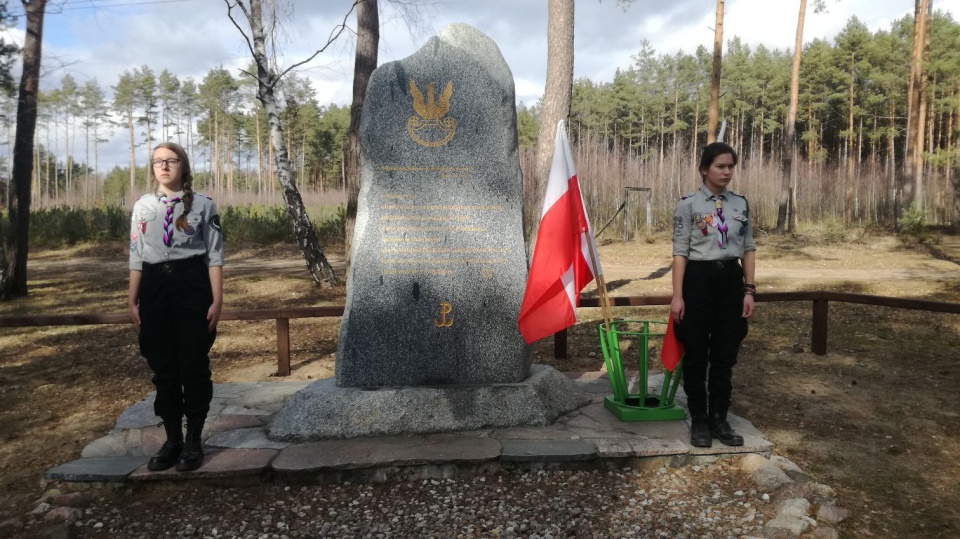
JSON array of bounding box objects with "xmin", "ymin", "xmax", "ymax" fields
[
  {"xmin": 129, "ymin": 191, "xmax": 224, "ymax": 270},
  {"xmin": 672, "ymin": 185, "xmax": 755, "ymax": 261}
]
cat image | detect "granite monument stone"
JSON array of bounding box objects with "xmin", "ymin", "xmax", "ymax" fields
[{"xmin": 336, "ymin": 23, "xmax": 530, "ymax": 387}]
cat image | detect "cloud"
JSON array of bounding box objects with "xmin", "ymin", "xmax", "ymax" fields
[{"xmin": 8, "ymin": 0, "xmax": 960, "ymax": 172}]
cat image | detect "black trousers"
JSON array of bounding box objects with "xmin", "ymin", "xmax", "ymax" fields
[
  {"xmin": 674, "ymin": 259, "xmax": 748, "ymax": 419},
  {"xmin": 138, "ymin": 256, "xmax": 215, "ymax": 422}
]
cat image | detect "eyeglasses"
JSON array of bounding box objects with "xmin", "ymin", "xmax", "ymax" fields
[{"xmin": 151, "ymin": 158, "xmax": 181, "ymax": 168}]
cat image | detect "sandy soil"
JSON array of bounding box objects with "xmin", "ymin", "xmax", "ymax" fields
[{"xmin": 1, "ymin": 232, "xmax": 959, "ymax": 538}]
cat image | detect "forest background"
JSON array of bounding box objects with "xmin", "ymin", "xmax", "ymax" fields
[{"xmin": 1, "ymin": 7, "xmax": 959, "ymax": 247}]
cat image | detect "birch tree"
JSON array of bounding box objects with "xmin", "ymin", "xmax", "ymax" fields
[{"xmin": 224, "ymin": 0, "xmax": 345, "ymax": 286}]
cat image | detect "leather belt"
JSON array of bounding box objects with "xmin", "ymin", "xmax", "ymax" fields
[
  {"xmin": 687, "ymin": 259, "xmax": 740, "ymax": 270},
  {"xmin": 142, "ymin": 256, "xmax": 205, "ymax": 275}
]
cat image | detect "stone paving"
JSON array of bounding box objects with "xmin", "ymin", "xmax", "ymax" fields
[{"xmin": 46, "ymin": 371, "xmax": 774, "ymax": 484}]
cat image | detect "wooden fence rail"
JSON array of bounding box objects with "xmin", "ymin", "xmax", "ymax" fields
[
  {"xmin": 567, "ymin": 292, "xmax": 959, "ymax": 360},
  {"xmin": 0, "ymin": 307, "xmax": 345, "ymax": 376},
  {"xmin": 1, "ymin": 293, "xmax": 957, "ymax": 376}
]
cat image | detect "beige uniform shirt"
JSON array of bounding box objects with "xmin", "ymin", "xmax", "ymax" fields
[
  {"xmin": 129, "ymin": 191, "xmax": 224, "ymax": 270},
  {"xmin": 672, "ymin": 185, "xmax": 755, "ymax": 261}
]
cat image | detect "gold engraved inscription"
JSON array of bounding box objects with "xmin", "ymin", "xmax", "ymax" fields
[
  {"xmin": 434, "ymin": 302, "xmax": 454, "ymax": 327},
  {"xmin": 377, "ymin": 191, "xmax": 507, "ymax": 276},
  {"xmin": 408, "ymin": 80, "xmax": 456, "ymax": 148}
]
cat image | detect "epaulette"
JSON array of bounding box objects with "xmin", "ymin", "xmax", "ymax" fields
[
  {"xmin": 194, "ymin": 191, "xmax": 213, "ymax": 201},
  {"xmin": 680, "ymin": 192, "xmax": 697, "ymax": 201},
  {"xmin": 728, "ymin": 190, "xmax": 746, "ymax": 198}
]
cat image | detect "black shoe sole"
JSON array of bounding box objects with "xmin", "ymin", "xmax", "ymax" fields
[
  {"xmin": 715, "ymin": 438, "xmax": 744, "ymax": 447},
  {"xmin": 690, "ymin": 439, "xmax": 713, "ymax": 448},
  {"xmin": 175, "ymin": 459, "xmax": 203, "ymax": 472},
  {"xmin": 147, "ymin": 461, "xmax": 177, "ymax": 472}
]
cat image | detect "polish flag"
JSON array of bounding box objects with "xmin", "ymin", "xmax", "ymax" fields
[
  {"xmin": 518, "ymin": 120, "xmax": 601, "ymax": 344},
  {"xmin": 661, "ymin": 317, "xmax": 685, "ymax": 372}
]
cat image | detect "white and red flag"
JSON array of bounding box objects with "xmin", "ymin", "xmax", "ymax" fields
[{"xmin": 518, "ymin": 120, "xmax": 602, "ymax": 344}]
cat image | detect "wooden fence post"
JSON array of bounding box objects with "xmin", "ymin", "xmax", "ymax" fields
[
  {"xmin": 554, "ymin": 328, "xmax": 567, "ymax": 359},
  {"xmin": 812, "ymin": 299, "xmax": 828, "ymax": 355},
  {"xmin": 276, "ymin": 318, "xmax": 291, "ymax": 376}
]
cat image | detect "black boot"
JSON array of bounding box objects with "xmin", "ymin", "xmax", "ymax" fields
[
  {"xmin": 710, "ymin": 411, "xmax": 744, "ymax": 447},
  {"xmin": 176, "ymin": 418, "xmax": 205, "ymax": 472},
  {"xmin": 147, "ymin": 418, "xmax": 183, "ymax": 471},
  {"xmin": 690, "ymin": 417, "xmax": 712, "ymax": 448}
]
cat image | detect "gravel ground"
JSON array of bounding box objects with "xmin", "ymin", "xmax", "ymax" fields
[{"xmin": 18, "ymin": 460, "xmax": 786, "ymax": 539}]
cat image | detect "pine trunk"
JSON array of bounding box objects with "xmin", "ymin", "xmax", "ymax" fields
[
  {"xmin": 1, "ymin": 0, "xmax": 47, "ymax": 300},
  {"xmin": 899, "ymin": 0, "xmax": 929, "ymax": 223},
  {"xmin": 344, "ymin": 0, "xmax": 378, "ymax": 276},
  {"xmin": 531, "ymin": 0, "xmax": 574, "ymax": 251},
  {"xmin": 707, "ymin": 0, "xmax": 724, "ymax": 144}
]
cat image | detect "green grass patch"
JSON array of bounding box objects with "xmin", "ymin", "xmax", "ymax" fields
[{"xmin": 6, "ymin": 204, "xmax": 347, "ymax": 248}]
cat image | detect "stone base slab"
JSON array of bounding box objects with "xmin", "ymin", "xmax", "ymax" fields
[
  {"xmin": 46, "ymin": 370, "xmax": 774, "ymax": 484},
  {"xmin": 266, "ymin": 365, "xmax": 593, "ymax": 442}
]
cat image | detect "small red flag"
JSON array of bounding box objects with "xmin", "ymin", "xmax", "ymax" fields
[{"xmin": 661, "ymin": 318, "xmax": 685, "ymax": 372}]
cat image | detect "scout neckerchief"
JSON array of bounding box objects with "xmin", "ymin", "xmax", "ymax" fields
[
  {"xmin": 714, "ymin": 195, "xmax": 728, "ymax": 248},
  {"xmin": 159, "ymin": 195, "xmax": 182, "ymax": 247}
]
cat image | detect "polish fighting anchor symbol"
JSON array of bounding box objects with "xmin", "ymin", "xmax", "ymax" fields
[{"xmin": 434, "ymin": 301, "xmax": 454, "ymax": 328}]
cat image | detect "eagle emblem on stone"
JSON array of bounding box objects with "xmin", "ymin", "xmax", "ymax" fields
[{"xmin": 407, "ymin": 79, "xmax": 456, "ymax": 147}]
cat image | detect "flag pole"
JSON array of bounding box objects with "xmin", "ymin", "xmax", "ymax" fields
[
  {"xmin": 558, "ymin": 117, "xmax": 613, "ymax": 334},
  {"xmin": 584, "ymin": 231, "xmax": 613, "ymax": 332}
]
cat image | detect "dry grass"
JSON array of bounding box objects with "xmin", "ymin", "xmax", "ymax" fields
[{"xmin": 1, "ymin": 232, "xmax": 959, "ymax": 538}]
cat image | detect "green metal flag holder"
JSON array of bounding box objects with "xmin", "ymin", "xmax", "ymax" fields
[{"xmin": 598, "ymin": 320, "xmax": 686, "ymax": 421}]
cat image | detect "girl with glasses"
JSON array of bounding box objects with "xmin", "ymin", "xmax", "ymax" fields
[{"xmin": 128, "ymin": 142, "xmax": 224, "ymax": 472}]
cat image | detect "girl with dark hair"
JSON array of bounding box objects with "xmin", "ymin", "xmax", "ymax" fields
[
  {"xmin": 670, "ymin": 142, "xmax": 756, "ymax": 448},
  {"xmin": 128, "ymin": 142, "xmax": 224, "ymax": 472}
]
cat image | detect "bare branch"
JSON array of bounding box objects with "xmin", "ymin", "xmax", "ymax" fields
[
  {"xmin": 224, "ymin": 0, "xmax": 257, "ymax": 59},
  {"xmin": 275, "ymin": 0, "xmax": 361, "ymax": 81},
  {"xmin": 224, "ymin": 1, "xmax": 271, "ymax": 89}
]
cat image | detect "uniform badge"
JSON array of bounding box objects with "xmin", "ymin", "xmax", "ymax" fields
[
  {"xmin": 185, "ymin": 225, "xmax": 196, "ymax": 236},
  {"xmin": 733, "ymin": 214, "xmax": 747, "ymax": 223},
  {"xmin": 139, "ymin": 220, "xmax": 147, "ymax": 233},
  {"xmin": 673, "ymin": 215, "xmax": 683, "ymax": 235},
  {"xmin": 211, "ymin": 214, "xmax": 221, "ymax": 231},
  {"xmin": 695, "ymin": 213, "xmax": 708, "ymax": 235}
]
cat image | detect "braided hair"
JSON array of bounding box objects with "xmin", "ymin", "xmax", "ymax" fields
[{"xmin": 150, "ymin": 142, "xmax": 195, "ymax": 232}]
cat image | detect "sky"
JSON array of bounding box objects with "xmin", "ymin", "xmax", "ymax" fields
[{"xmin": 5, "ymin": 0, "xmax": 960, "ymax": 170}]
